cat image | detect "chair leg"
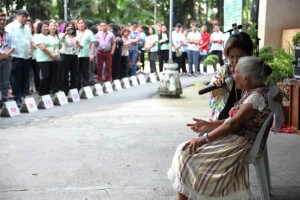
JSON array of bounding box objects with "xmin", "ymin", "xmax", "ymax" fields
[
  {"xmin": 263, "ymin": 145, "xmax": 272, "ymax": 195},
  {"xmin": 256, "ymin": 158, "xmax": 270, "ymax": 200}
]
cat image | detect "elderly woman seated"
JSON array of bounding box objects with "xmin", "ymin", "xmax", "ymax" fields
[{"xmin": 168, "ymin": 56, "xmax": 273, "ymax": 200}]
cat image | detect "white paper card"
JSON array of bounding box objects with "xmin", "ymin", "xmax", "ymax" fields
[
  {"xmin": 148, "ymin": 73, "xmax": 157, "ymax": 83},
  {"xmin": 20, "ymin": 97, "xmax": 38, "ymax": 113},
  {"xmin": 93, "ymin": 83, "xmax": 104, "ymax": 96},
  {"xmin": 137, "ymin": 74, "xmax": 146, "ymax": 84},
  {"xmin": 80, "ymin": 86, "xmax": 94, "ymax": 99},
  {"xmin": 122, "ymin": 78, "xmax": 131, "ymax": 89},
  {"xmin": 0, "ymin": 101, "xmax": 20, "ymax": 117},
  {"xmin": 130, "ymin": 76, "xmax": 139, "ymax": 86},
  {"xmin": 38, "ymin": 95, "xmax": 54, "ymax": 109},
  {"xmin": 104, "ymin": 82, "xmax": 113, "ymax": 93},
  {"xmin": 157, "ymin": 72, "xmax": 163, "ymax": 81},
  {"xmin": 113, "ymin": 80, "xmax": 123, "ymax": 91},
  {"xmin": 68, "ymin": 88, "xmax": 80, "ymax": 102},
  {"xmin": 54, "ymin": 91, "xmax": 68, "ymax": 106}
]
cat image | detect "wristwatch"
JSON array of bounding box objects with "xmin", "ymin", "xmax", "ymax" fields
[{"xmin": 203, "ymin": 132, "xmax": 210, "ymax": 143}]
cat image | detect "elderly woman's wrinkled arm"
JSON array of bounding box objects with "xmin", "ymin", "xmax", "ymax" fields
[
  {"xmin": 205, "ymin": 103, "xmax": 258, "ymax": 142},
  {"xmin": 187, "ymin": 118, "xmax": 224, "ymax": 133},
  {"xmin": 183, "ymin": 103, "xmax": 259, "ymax": 155}
]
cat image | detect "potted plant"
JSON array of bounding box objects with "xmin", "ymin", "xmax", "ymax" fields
[
  {"xmin": 292, "ymin": 32, "xmax": 300, "ymax": 47},
  {"xmin": 259, "ymin": 46, "xmax": 294, "ymax": 125},
  {"xmin": 203, "ymin": 54, "xmax": 219, "ymax": 70},
  {"xmin": 259, "ymin": 46, "xmax": 294, "ymax": 83}
]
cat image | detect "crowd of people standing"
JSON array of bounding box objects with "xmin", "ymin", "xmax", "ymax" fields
[{"xmin": 0, "ymin": 9, "xmax": 229, "ymax": 108}]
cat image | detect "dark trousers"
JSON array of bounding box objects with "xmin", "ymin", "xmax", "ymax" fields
[
  {"xmin": 38, "ymin": 61, "xmax": 59, "ymax": 96},
  {"xmin": 211, "ymin": 50, "xmax": 224, "ymax": 67},
  {"xmin": 10, "ymin": 57, "xmax": 31, "ymax": 103},
  {"xmin": 97, "ymin": 52, "xmax": 112, "ymax": 82},
  {"xmin": 180, "ymin": 52, "xmax": 188, "ymax": 73},
  {"xmin": 77, "ymin": 57, "xmax": 90, "ymax": 89},
  {"xmin": 139, "ymin": 49, "xmax": 145, "ymax": 71},
  {"xmin": 61, "ymin": 54, "xmax": 78, "ymax": 95},
  {"xmin": 0, "ymin": 59, "xmax": 11, "ymax": 105},
  {"xmin": 148, "ymin": 52, "xmax": 158, "ymax": 73},
  {"xmin": 112, "ymin": 51, "xmax": 122, "ymax": 80},
  {"xmin": 158, "ymin": 50, "xmax": 169, "ymax": 72},
  {"xmin": 121, "ymin": 56, "xmax": 128, "ymax": 78},
  {"xmin": 30, "ymin": 59, "xmax": 40, "ymax": 92},
  {"xmin": 172, "ymin": 52, "xmax": 181, "ymax": 71}
]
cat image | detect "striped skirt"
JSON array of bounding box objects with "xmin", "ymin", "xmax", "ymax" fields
[{"xmin": 168, "ymin": 134, "xmax": 253, "ymax": 200}]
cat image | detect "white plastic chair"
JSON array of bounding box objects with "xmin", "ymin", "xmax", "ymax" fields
[{"xmin": 248, "ymin": 112, "xmax": 274, "ymax": 200}]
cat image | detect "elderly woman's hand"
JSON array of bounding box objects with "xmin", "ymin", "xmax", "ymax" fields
[
  {"xmin": 182, "ymin": 137, "xmax": 206, "ymax": 155},
  {"xmin": 187, "ymin": 118, "xmax": 209, "ymax": 133}
]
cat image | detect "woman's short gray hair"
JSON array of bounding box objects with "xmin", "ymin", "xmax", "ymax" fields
[{"xmin": 237, "ymin": 56, "xmax": 272, "ymax": 86}]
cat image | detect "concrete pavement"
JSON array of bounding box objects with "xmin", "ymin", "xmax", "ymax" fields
[{"xmin": 0, "ymin": 76, "xmax": 300, "ymax": 200}]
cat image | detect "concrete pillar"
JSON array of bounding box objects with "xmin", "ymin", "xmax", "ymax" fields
[{"xmin": 258, "ymin": 0, "xmax": 300, "ymax": 49}]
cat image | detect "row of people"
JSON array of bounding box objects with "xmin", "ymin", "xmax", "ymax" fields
[{"xmin": 0, "ymin": 9, "xmax": 228, "ymax": 108}]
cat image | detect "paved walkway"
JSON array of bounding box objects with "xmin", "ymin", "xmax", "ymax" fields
[{"xmin": 0, "ymin": 78, "xmax": 299, "ymax": 200}]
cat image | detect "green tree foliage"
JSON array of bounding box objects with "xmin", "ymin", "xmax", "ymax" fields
[
  {"xmin": 259, "ymin": 46, "xmax": 294, "ymax": 82},
  {"xmin": 1, "ymin": 0, "xmax": 25, "ymax": 14},
  {"xmin": 1, "ymin": 0, "xmax": 254, "ymax": 34},
  {"xmin": 26, "ymin": 0, "xmax": 52, "ymax": 20}
]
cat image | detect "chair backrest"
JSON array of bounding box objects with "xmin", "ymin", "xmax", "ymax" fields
[{"xmin": 248, "ymin": 112, "xmax": 274, "ymax": 163}]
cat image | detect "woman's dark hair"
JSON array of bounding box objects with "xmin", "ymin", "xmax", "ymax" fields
[
  {"xmin": 63, "ymin": 21, "xmax": 76, "ymax": 37},
  {"xmin": 224, "ymin": 32, "xmax": 253, "ymax": 57},
  {"xmin": 37, "ymin": 20, "xmax": 49, "ymax": 34},
  {"xmin": 110, "ymin": 24, "xmax": 121, "ymax": 35},
  {"xmin": 90, "ymin": 25, "xmax": 98, "ymax": 35},
  {"xmin": 85, "ymin": 19, "xmax": 93, "ymax": 29},
  {"xmin": 149, "ymin": 26, "xmax": 155, "ymax": 33}
]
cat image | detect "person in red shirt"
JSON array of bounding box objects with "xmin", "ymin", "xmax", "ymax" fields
[{"xmin": 198, "ymin": 25, "xmax": 210, "ymax": 73}]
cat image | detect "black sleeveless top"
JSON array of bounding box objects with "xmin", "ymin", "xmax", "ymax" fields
[{"xmin": 217, "ymin": 82, "xmax": 242, "ymax": 120}]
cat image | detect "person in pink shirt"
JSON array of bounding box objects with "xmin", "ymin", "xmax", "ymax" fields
[
  {"xmin": 121, "ymin": 27, "xmax": 131, "ymax": 78},
  {"xmin": 95, "ymin": 20, "xmax": 115, "ymax": 82}
]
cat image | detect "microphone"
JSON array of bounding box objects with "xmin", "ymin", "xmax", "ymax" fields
[
  {"xmin": 198, "ymin": 77, "xmax": 233, "ymax": 95},
  {"xmin": 224, "ymin": 25, "xmax": 242, "ymax": 34}
]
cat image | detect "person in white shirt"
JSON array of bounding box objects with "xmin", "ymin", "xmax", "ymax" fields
[
  {"xmin": 171, "ymin": 23, "xmax": 184, "ymax": 71},
  {"xmin": 60, "ymin": 21, "xmax": 79, "ymax": 95},
  {"xmin": 5, "ymin": 9, "xmax": 32, "ymax": 106},
  {"xmin": 186, "ymin": 22, "xmax": 201, "ymax": 76},
  {"xmin": 210, "ymin": 25, "xmax": 224, "ymax": 67},
  {"xmin": 145, "ymin": 26, "xmax": 158, "ymax": 73}
]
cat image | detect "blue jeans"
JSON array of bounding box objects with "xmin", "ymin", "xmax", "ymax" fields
[
  {"xmin": 199, "ymin": 54, "xmax": 208, "ymax": 72},
  {"xmin": 128, "ymin": 49, "xmax": 139, "ymax": 75},
  {"xmin": 10, "ymin": 57, "xmax": 31, "ymax": 104},
  {"xmin": 187, "ymin": 50, "xmax": 199, "ymax": 73}
]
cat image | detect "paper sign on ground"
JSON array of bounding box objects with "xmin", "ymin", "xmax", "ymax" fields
[
  {"xmin": 20, "ymin": 97, "xmax": 38, "ymax": 113},
  {"xmin": 104, "ymin": 82, "xmax": 113, "ymax": 93},
  {"xmin": 147, "ymin": 73, "xmax": 157, "ymax": 83},
  {"xmin": 93, "ymin": 83, "xmax": 104, "ymax": 96},
  {"xmin": 80, "ymin": 86, "xmax": 94, "ymax": 99},
  {"xmin": 68, "ymin": 88, "xmax": 80, "ymax": 102},
  {"xmin": 122, "ymin": 78, "xmax": 131, "ymax": 89},
  {"xmin": 137, "ymin": 74, "xmax": 146, "ymax": 84},
  {"xmin": 53, "ymin": 91, "xmax": 69, "ymax": 106},
  {"xmin": 38, "ymin": 95, "xmax": 54, "ymax": 109},
  {"xmin": 0, "ymin": 101, "xmax": 20, "ymax": 117},
  {"xmin": 113, "ymin": 80, "xmax": 123, "ymax": 91},
  {"xmin": 130, "ymin": 76, "xmax": 139, "ymax": 86}
]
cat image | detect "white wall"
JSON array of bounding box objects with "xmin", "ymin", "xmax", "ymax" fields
[{"xmin": 258, "ymin": 0, "xmax": 300, "ymax": 49}]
